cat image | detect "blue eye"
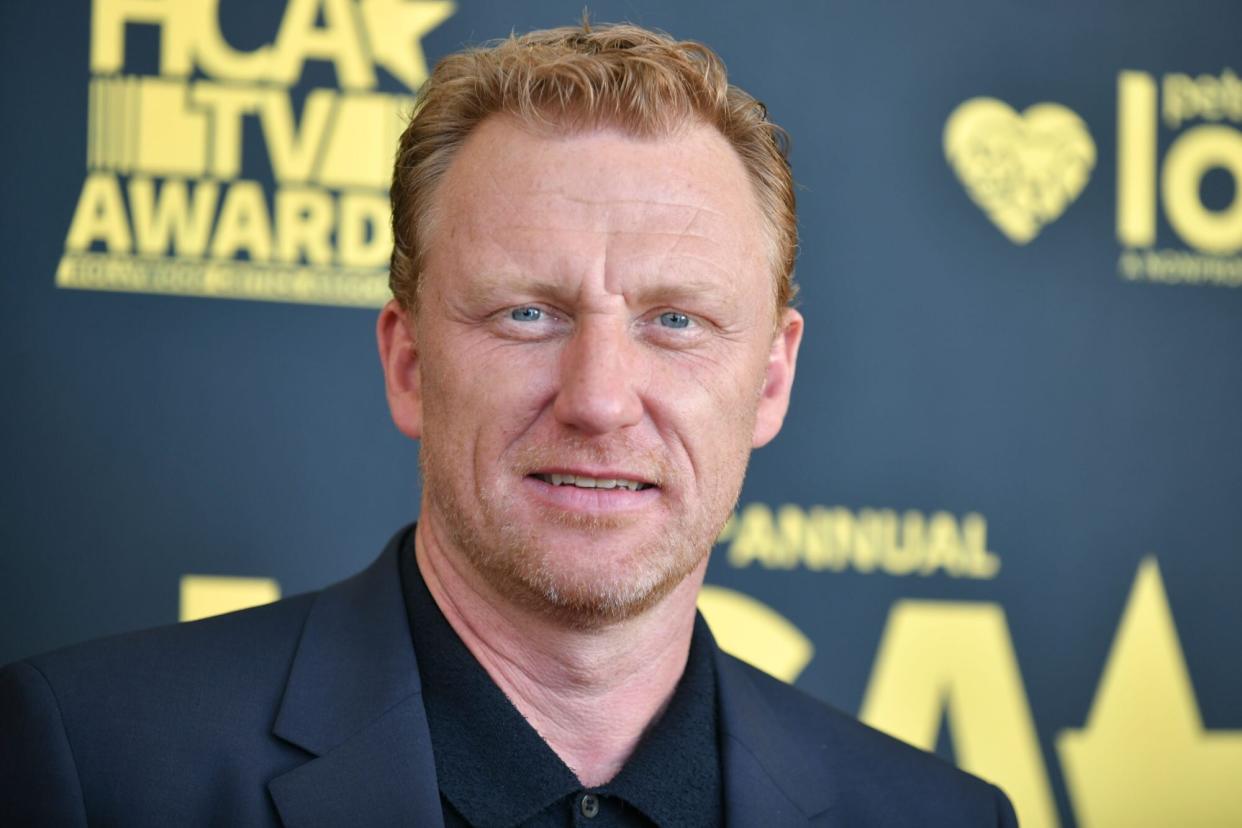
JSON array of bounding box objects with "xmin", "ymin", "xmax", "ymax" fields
[
  {"xmin": 659, "ymin": 311, "xmax": 691, "ymax": 329},
  {"xmin": 510, "ymin": 306, "xmax": 543, "ymax": 322}
]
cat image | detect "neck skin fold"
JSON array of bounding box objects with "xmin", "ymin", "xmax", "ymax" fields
[{"xmin": 413, "ymin": 516, "xmax": 705, "ymax": 787}]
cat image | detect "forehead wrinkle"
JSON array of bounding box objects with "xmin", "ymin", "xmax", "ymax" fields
[
  {"xmin": 607, "ymin": 246, "xmax": 746, "ymax": 284},
  {"xmin": 603, "ymin": 197, "xmax": 743, "ymax": 288},
  {"xmin": 461, "ymin": 164, "xmax": 741, "ymax": 243},
  {"xmin": 526, "ymin": 187, "xmax": 731, "ymax": 221},
  {"xmin": 506, "ymin": 182, "xmax": 734, "ymax": 232},
  {"xmin": 468, "ymin": 218, "xmax": 738, "ymax": 299},
  {"xmin": 481, "ymin": 163, "xmax": 524, "ymax": 214},
  {"xmin": 487, "ymin": 222, "xmax": 721, "ymax": 244}
]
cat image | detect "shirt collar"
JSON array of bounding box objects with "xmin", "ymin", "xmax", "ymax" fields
[
  {"xmin": 399, "ymin": 533, "xmax": 722, "ymax": 827},
  {"xmin": 598, "ymin": 611, "xmax": 721, "ymax": 826}
]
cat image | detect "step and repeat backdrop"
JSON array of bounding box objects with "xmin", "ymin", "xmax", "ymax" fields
[{"xmin": 2, "ymin": 1, "xmax": 1240, "ymax": 825}]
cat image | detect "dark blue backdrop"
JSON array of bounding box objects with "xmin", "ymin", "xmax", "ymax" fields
[{"xmin": 3, "ymin": 2, "xmax": 1240, "ymax": 826}]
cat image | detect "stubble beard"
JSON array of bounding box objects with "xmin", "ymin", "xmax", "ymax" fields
[{"xmin": 419, "ymin": 434, "xmax": 749, "ymax": 629}]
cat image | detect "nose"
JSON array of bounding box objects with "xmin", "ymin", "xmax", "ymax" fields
[{"xmin": 552, "ymin": 316, "xmax": 644, "ymax": 435}]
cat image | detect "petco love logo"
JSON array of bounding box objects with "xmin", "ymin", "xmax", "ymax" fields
[
  {"xmin": 944, "ymin": 99, "xmax": 1095, "ymax": 245},
  {"xmin": 945, "ymin": 69, "xmax": 1242, "ymax": 288}
]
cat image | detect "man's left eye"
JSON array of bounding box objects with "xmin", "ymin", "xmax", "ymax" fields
[{"xmin": 658, "ymin": 311, "xmax": 691, "ymax": 329}]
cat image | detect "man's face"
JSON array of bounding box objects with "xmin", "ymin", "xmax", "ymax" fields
[{"xmin": 381, "ymin": 116, "xmax": 802, "ymax": 625}]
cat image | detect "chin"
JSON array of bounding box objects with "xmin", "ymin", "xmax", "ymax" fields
[
  {"xmin": 516, "ymin": 558, "xmax": 693, "ymax": 628},
  {"xmin": 476, "ymin": 530, "xmax": 705, "ymax": 628}
]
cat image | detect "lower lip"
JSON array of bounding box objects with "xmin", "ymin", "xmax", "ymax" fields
[{"xmin": 522, "ymin": 476, "xmax": 661, "ymax": 514}]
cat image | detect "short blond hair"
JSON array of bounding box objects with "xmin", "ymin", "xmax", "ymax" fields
[{"xmin": 389, "ymin": 21, "xmax": 797, "ymax": 311}]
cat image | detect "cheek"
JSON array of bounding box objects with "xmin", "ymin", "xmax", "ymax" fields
[
  {"xmin": 425, "ymin": 338, "xmax": 559, "ymax": 449},
  {"xmin": 662, "ymin": 345, "xmax": 765, "ymax": 415},
  {"xmin": 645, "ymin": 351, "xmax": 761, "ymax": 465}
]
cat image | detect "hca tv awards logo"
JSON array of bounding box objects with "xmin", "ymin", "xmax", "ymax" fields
[
  {"xmin": 57, "ymin": 0, "xmax": 454, "ymax": 308},
  {"xmin": 945, "ymin": 69, "xmax": 1242, "ymax": 287}
]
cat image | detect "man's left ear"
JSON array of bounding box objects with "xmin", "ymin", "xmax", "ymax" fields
[{"xmin": 752, "ymin": 308, "xmax": 804, "ymax": 448}]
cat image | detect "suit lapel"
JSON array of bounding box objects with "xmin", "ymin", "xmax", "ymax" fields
[
  {"xmin": 714, "ymin": 647, "xmax": 843, "ymax": 827},
  {"xmin": 265, "ymin": 534, "xmax": 860, "ymax": 827},
  {"xmin": 267, "ymin": 528, "xmax": 444, "ymax": 827}
]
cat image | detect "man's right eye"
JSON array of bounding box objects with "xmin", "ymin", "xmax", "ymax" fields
[{"xmin": 510, "ymin": 306, "xmax": 543, "ymax": 322}]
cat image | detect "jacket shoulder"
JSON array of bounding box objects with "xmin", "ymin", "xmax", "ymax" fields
[
  {"xmin": 1, "ymin": 593, "xmax": 320, "ymax": 823},
  {"xmin": 21, "ymin": 590, "xmax": 318, "ymax": 706},
  {"xmin": 720, "ymin": 654, "xmax": 1017, "ymax": 826}
]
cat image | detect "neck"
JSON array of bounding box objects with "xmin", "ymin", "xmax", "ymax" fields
[{"xmin": 414, "ymin": 519, "xmax": 705, "ymax": 787}]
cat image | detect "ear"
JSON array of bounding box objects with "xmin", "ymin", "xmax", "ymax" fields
[
  {"xmin": 377, "ymin": 298, "xmax": 423, "ymax": 440},
  {"xmin": 752, "ymin": 307, "xmax": 804, "ymax": 448}
]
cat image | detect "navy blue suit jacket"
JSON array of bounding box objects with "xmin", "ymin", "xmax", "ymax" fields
[{"xmin": 1, "ymin": 528, "xmax": 1017, "ymax": 826}]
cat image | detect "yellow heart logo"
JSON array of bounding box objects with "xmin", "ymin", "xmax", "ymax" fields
[{"xmin": 944, "ymin": 98, "xmax": 1096, "ymax": 244}]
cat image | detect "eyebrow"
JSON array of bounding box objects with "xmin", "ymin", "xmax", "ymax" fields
[
  {"xmin": 458, "ymin": 272, "xmax": 569, "ymax": 307},
  {"xmin": 626, "ymin": 278, "xmax": 741, "ymax": 308},
  {"xmin": 459, "ymin": 270, "xmax": 743, "ymax": 310}
]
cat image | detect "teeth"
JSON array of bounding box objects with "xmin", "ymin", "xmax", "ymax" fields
[{"xmin": 540, "ymin": 474, "xmax": 647, "ymax": 491}]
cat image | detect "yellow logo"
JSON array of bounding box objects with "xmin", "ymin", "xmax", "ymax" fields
[
  {"xmin": 944, "ymin": 98, "xmax": 1096, "ymax": 244},
  {"xmin": 1057, "ymin": 558, "xmax": 1242, "ymax": 827},
  {"xmin": 1117, "ymin": 69, "xmax": 1242, "ymax": 286},
  {"xmin": 721, "ymin": 503, "xmax": 1000, "ymax": 580},
  {"xmin": 58, "ymin": 0, "xmax": 455, "ymax": 308}
]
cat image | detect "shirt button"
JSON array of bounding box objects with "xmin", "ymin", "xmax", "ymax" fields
[{"xmin": 580, "ymin": 793, "xmax": 600, "ymax": 818}]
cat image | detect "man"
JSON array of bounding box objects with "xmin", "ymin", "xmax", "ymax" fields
[{"xmin": 1, "ymin": 22, "xmax": 1017, "ymax": 827}]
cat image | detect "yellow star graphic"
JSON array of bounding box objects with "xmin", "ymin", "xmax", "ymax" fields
[
  {"xmin": 1057, "ymin": 557, "xmax": 1242, "ymax": 827},
  {"xmin": 359, "ymin": 0, "xmax": 455, "ymax": 92}
]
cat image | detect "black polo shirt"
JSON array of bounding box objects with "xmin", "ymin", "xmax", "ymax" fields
[{"xmin": 399, "ymin": 539, "xmax": 723, "ymax": 828}]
